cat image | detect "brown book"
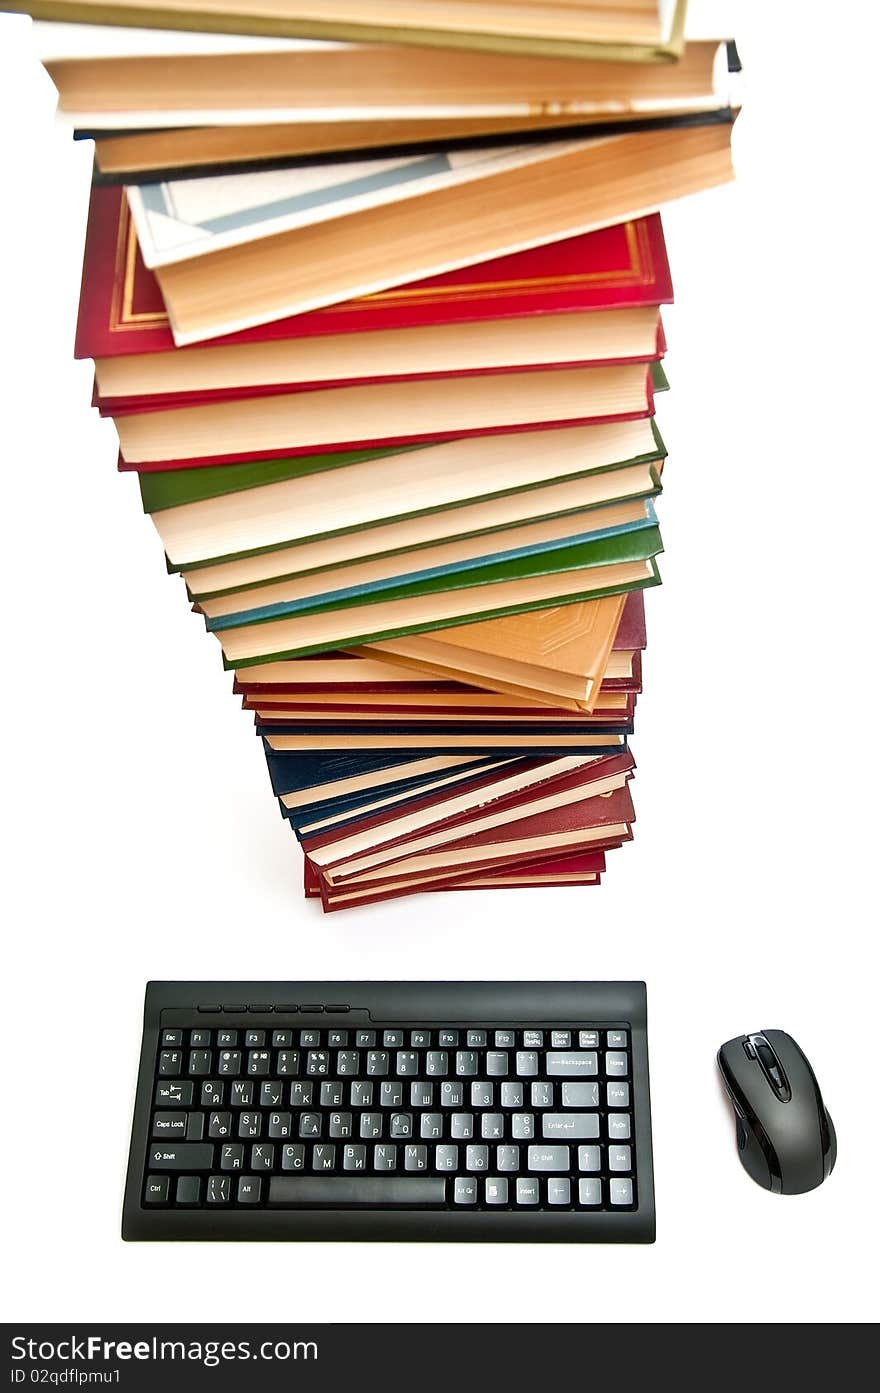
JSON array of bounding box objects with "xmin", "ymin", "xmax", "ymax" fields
[
  {"xmin": 151, "ymin": 124, "xmax": 734, "ymax": 345},
  {"xmin": 354, "ymin": 594, "xmax": 627, "ymax": 711}
]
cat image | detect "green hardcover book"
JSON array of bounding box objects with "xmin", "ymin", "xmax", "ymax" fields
[
  {"xmin": 217, "ymin": 527, "xmax": 663, "ymax": 667},
  {"xmin": 1, "ymin": 2, "xmax": 688, "ymax": 63},
  {"xmin": 147, "ymin": 420, "xmax": 666, "ymax": 573}
]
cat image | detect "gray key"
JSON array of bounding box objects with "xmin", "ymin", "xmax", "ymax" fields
[
  {"xmin": 269, "ymin": 1177, "xmax": 446, "ymax": 1206},
  {"xmin": 497, "ymin": 1145, "xmax": 520, "ymax": 1172},
  {"xmin": 186, "ymin": 1113, "xmax": 204, "ymax": 1142},
  {"xmin": 456, "ymin": 1051, "xmax": 478, "ymax": 1076},
  {"xmin": 411, "ymin": 1082, "xmax": 433, "ymax": 1107},
  {"xmin": 578, "ymin": 1178, "xmax": 602, "ymax": 1206},
  {"xmin": 485, "ymin": 1177, "xmax": 508, "ymax": 1205},
  {"xmin": 531, "ymin": 1082, "xmax": 553, "ymax": 1108},
  {"xmin": 516, "ymin": 1051, "xmax": 539, "ymax": 1077},
  {"xmin": 609, "ymin": 1145, "xmax": 632, "ymax": 1172},
  {"xmin": 523, "ymin": 1031, "xmax": 543, "ymax": 1049},
  {"xmin": 154, "ymin": 1081, "xmax": 193, "ymax": 1107},
  {"xmin": 547, "ymin": 1178, "xmax": 571, "ymax": 1205},
  {"xmin": 289, "ymin": 1081, "xmax": 313, "ymax": 1107},
  {"xmin": 466, "ymin": 1030, "xmax": 487, "ymax": 1048},
  {"xmin": 528, "ymin": 1145, "xmax": 570, "ymax": 1172},
  {"xmin": 543, "ymin": 1113, "xmax": 600, "ymax": 1140},
  {"xmin": 359, "ymin": 1112, "xmax": 382, "ymax": 1139},
  {"xmin": 466, "ymin": 1145, "xmax": 489, "ymax": 1171},
  {"xmin": 450, "ymin": 1112, "xmax": 474, "ymax": 1139},
  {"xmin": 551, "ymin": 1031, "xmax": 571, "ymax": 1048},
  {"xmin": 268, "ymin": 1112, "xmax": 292, "ymax": 1139},
  {"xmin": 454, "ymin": 1176, "xmax": 477, "ymax": 1204},
  {"xmin": 280, "ymin": 1144, "xmax": 305, "ymax": 1171},
  {"xmin": 420, "ymin": 1112, "xmax": 443, "ymax": 1139},
  {"xmin": 607, "ymin": 1082, "xmax": 630, "ymax": 1108},
  {"xmin": 608, "ymin": 1113, "xmax": 632, "ymax": 1140},
  {"xmin": 351, "ymin": 1081, "xmax": 373, "ymax": 1107},
  {"xmin": 320, "ymin": 1081, "xmax": 343, "ymax": 1108},
  {"xmin": 366, "ymin": 1051, "xmax": 389, "ymax": 1076},
  {"xmin": 512, "ymin": 1113, "xmax": 535, "ymax": 1140},
  {"xmin": 373, "ymin": 1144, "xmax": 396, "ymax": 1171},
  {"xmin": 147, "ymin": 1143, "xmax": 213, "ymax": 1170},
  {"xmin": 328, "ymin": 1112, "xmax": 352, "ymax": 1139},
  {"xmin": 426, "ymin": 1051, "xmax": 449, "ymax": 1076},
  {"xmin": 260, "ymin": 1082, "xmax": 284, "ymax": 1108},
  {"xmin": 250, "ymin": 1143, "xmax": 274, "ymax": 1172},
  {"xmin": 494, "ymin": 1031, "xmax": 515, "ymax": 1048},
  {"xmin": 220, "ymin": 1144, "xmax": 243, "ymax": 1171},
  {"xmin": 383, "ymin": 1031, "xmax": 404, "ymax": 1048},
  {"xmin": 440, "ymin": 1081, "xmax": 463, "ymax": 1107},
  {"xmin": 343, "ymin": 1144, "xmax": 368, "ymax": 1171},
  {"xmin": 404, "ymin": 1145, "xmax": 428, "ymax": 1171},
  {"xmin": 389, "ymin": 1113, "xmax": 412, "ymax": 1138},
  {"xmin": 561, "ymin": 1081, "xmax": 600, "ymax": 1108},
  {"xmin": 471, "ymin": 1081, "xmax": 493, "ymax": 1107},
  {"xmin": 298, "ymin": 1112, "xmax": 321, "ymax": 1138},
  {"xmin": 577, "ymin": 1145, "xmax": 601, "ymax": 1172},
  {"xmin": 500, "ymin": 1082, "xmax": 524, "ymax": 1108},
  {"xmin": 396, "ymin": 1051, "xmax": 419, "ymax": 1076},
  {"xmin": 438, "ymin": 1031, "xmax": 458, "ymax": 1048},
  {"xmin": 206, "ymin": 1175, "xmax": 230, "ymax": 1204},
  {"xmin": 337, "ymin": 1051, "xmax": 359, "ymax": 1075},
  {"xmin": 380, "ymin": 1082, "xmax": 403, "ymax": 1108},
  {"xmin": 579, "ymin": 1031, "xmax": 599, "ymax": 1048},
  {"xmin": 516, "ymin": 1176, "xmax": 540, "ymax": 1205},
  {"xmin": 152, "ymin": 1112, "xmax": 187, "ymax": 1138},
  {"xmin": 481, "ymin": 1113, "xmax": 504, "ymax": 1140},
  {"xmin": 486, "ymin": 1052, "xmax": 508, "ymax": 1076},
  {"xmin": 546, "ymin": 1051, "xmax": 598, "ymax": 1076},
  {"xmin": 605, "ymin": 1051, "xmax": 629, "ymax": 1077},
  {"xmin": 312, "ymin": 1144, "xmax": 336, "ymax": 1171},
  {"xmin": 610, "ymin": 1177, "xmax": 634, "ymax": 1205},
  {"xmin": 435, "ymin": 1145, "xmax": 459, "ymax": 1172},
  {"xmin": 607, "ymin": 1030, "xmax": 627, "ymax": 1048}
]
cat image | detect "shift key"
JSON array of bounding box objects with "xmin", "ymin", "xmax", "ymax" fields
[
  {"xmin": 147, "ymin": 1143, "xmax": 214, "ymax": 1170},
  {"xmin": 546, "ymin": 1052, "xmax": 598, "ymax": 1076}
]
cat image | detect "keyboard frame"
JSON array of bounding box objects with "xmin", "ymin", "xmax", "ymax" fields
[{"xmin": 122, "ymin": 981, "xmax": 655, "ymax": 1243}]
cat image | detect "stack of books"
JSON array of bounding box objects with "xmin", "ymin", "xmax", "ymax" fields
[{"xmin": 9, "ymin": 0, "xmax": 739, "ymax": 910}]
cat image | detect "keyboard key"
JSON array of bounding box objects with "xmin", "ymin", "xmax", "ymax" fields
[
  {"xmin": 161, "ymin": 1030, "xmax": 182, "ymax": 1047},
  {"xmin": 404, "ymin": 1145, "xmax": 428, "ymax": 1171},
  {"xmin": 481, "ymin": 1113, "xmax": 504, "ymax": 1140},
  {"xmin": 436, "ymin": 1145, "xmax": 459, "ymax": 1171},
  {"xmin": 547, "ymin": 1178, "xmax": 571, "ymax": 1205},
  {"xmin": 522, "ymin": 1031, "xmax": 543, "ymax": 1049},
  {"xmin": 607, "ymin": 1082, "xmax": 630, "ymax": 1109},
  {"xmin": 200, "ymin": 1081, "xmax": 223, "ymax": 1107},
  {"xmin": 208, "ymin": 1112, "xmax": 232, "ymax": 1140},
  {"xmin": 154, "ymin": 1081, "xmax": 192, "ymax": 1107},
  {"xmin": 344, "ymin": 1145, "xmax": 368, "ymax": 1171},
  {"xmin": 189, "ymin": 1050, "xmax": 213, "ymax": 1076},
  {"xmin": 578, "ymin": 1031, "xmax": 599, "ymax": 1048},
  {"xmin": 466, "ymin": 1030, "xmax": 487, "ymax": 1048},
  {"xmin": 466, "ymin": 1145, "xmax": 489, "ymax": 1171},
  {"xmin": 426, "ymin": 1052, "xmax": 449, "ymax": 1076},
  {"xmin": 543, "ymin": 1114, "xmax": 600, "ymax": 1140},
  {"xmin": 561, "ymin": 1082, "xmax": 599, "ymax": 1108},
  {"xmin": 516, "ymin": 1177, "xmax": 540, "ymax": 1205},
  {"xmin": 158, "ymin": 1051, "xmax": 181, "ymax": 1077},
  {"xmin": 578, "ymin": 1178, "xmax": 602, "ymax": 1206},
  {"xmin": 531, "ymin": 1082, "xmax": 553, "ymax": 1107},
  {"xmin": 144, "ymin": 1176, "xmax": 169, "ymax": 1204},
  {"xmin": 373, "ymin": 1144, "xmax": 396, "ymax": 1171},
  {"xmin": 320, "ymin": 1082, "xmax": 344, "ymax": 1109},
  {"xmin": 438, "ymin": 1031, "xmax": 459, "ymax": 1047},
  {"xmin": 221, "ymin": 1144, "xmax": 244, "ymax": 1171},
  {"xmin": 609, "ymin": 1178, "xmax": 634, "ymax": 1206},
  {"xmin": 337, "ymin": 1051, "xmax": 360, "ymax": 1075},
  {"xmin": 190, "ymin": 1029, "xmax": 212, "ymax": 1047},
  {"xmin": 298, "ymin": 1113, "xmax": 321, "ymax": 1138},
  {"xmin": 312, "ymin": 1144, "xmax": 336, "ymax": 1171},
  {"xmin": 276, "ymin": 1051, "xmax": 300, "ymax": 1076},
  {"xmin": 486, "ymin": 1052, "xmax": 508, "ymax": 1076},
  {"xmin": 471, "ymin": 1082, "xmax": 493, "ymax": 1107},
  {"xmin": 175, "ymin": 1176, "xmax": 201, "ymax": 1206},
  {"xmin": 268, "ymin": 1177, "xmax": 446, "ymax": 1206},
  {"xmin": 218, "ymin": 1051, "xmax": 241, "ymax": 1076},
  {"xmin": 268, "ymin": 1112, "xmax": 292, "ymax": 1139},
  {"xmin": 328, "ymin": 1113, "xmax": 353, "ymax": 1138},
  {"xmin": 485, "ymin": 1177, "xmax": 508, "ymax": 1204},
  {"xmin": 515, "ymin": 1051, "xmax": 539, "ymax": 1076},
  {"xmin": 389, "ymin": 1113, "xmax": 412, "ymax": 1138},
  {"xmin": 608, "ymin": 1145, "xmax": 632, "ymax": 1172},
  {"xmin": 299, "ymin": 1030, "xmax": 321, "ymax": 1047},
  {"xmin": 260, "ymin": 1082, "xmax": 284, "ymax": 1108},
  {"xmin": 441, "ymin": 1082, "xmax": 463, "ymax": 1107},
  {"xmin": 501, "ymin": 1082, "xmax": 524, "ymax": 1108},
  {"xmin": 546, "ymin": 1052, "xmax": 598, "ymax": 1077},
  {"xmin": 367, "ymin": 1051, "xmax": 389, "ymax": 1077},
  {"xmin": 272, "ymin": 1030, "xmax": 293, "ymax": 1048},
  {"xmin": 380, "ymin": 1082, "xmax": 403, "ymax": 1108},
  {"xmin": 456, "ymin": 1050, "xmax": 478, "ymax": 1076},
  {"xmin": 383, "ymin": 1031, "xmax": 404, "ymax": 1048},
  {"xmin": 551, "ymin": 1031, "xmax": 571, "ymax": 1048},
  {"xmin": 238, "ymin": 1112, "xmax": 262, "ymax": 1139},
  {"xmin": 494, "ymin": 1031, "xmax": 514, "ymax": 1048},
  {"xmin": 607, "ymin": 1114, "xmax": 632, "ymax": 1140},
  {"xmin": 237, "ymin": 1176, "xmax": 261, "ymax": 1203},
  {"xmin": 186, "ymin": 1113, "xmax": 204, "ymax": 1142},
  {"xmin": 245, "ymin": 1030, "xmax": 266, "ymax": 1048},
  {"xmin": 605, "ymin": 1052, "xmax": 629, "ymax": 1077},
  {"xmin": 577, "ymin": 1145, "xmax": 601, "ymax": 1172},
  {"xmin": 410, "ymin": 1031, "xmax": 430, "ymax": 1047},
  {"xmin": 355, "ymin": 1031, "xmax": 375, "ymax": 1048},
  {"xmin": 450, "ymin": 1114, "xmax": 474, "ymax": 1140},
  {"xmin": 147, "ymin": 1143, "xmax": 214, "ymax": 1171},
  {"xmin": 497, "ymin": 1146, "xmax": 519, "ymax": 1172},
  {"xmin": 420, "ymin": 1113, "xmax": 442, "ymax": 1139},
  {"xmin": 231, "ymin": 1080, "xmax": 254, "ymax": 1107},
  {"xmin": 327, "ymin": 1030, "xmax": 349, "ymax": 1047},
  {"xmin": 607, "ymin": 1030, "xmax": 628, "ymax": 1048},
  {"xmin": 359, "ymin": 1112, "xmax": 382, "ymax": 1140},
  {"xmin": 206, "ymin": 1176, "xmax": 231, "ymax": 1204},
  {"xmin": 217, "ymin": 1029, "xmax": 238, "ymax": 1047},
  {"xmin": 528, "ymin": 1146, "xmax": 570, "ymax": 1172},
  {"xmin": 410, "ymin": 1082, "xmax": 432, "ymax": 1108},
  {"xmin": 512, "ymin": 1114, "xmax": 535, "ymax": 1140},
  {"xmin": 250, "ymin": 1144, "xmax": 274, "ymax": 1171},
  {"xmin": 352, "ymin": 1081, "xmax": 374, "ymax": 1108},
  {"xmin": 396, "ymin": 1051, "xmax": 419, "ymax": 1076},
  {"xmin": 281, "ymin": 1144, "xmax": 305, "ymax": 1171},
  {"xmin": 454, "ymin": 1176, "xmax": 477, "ymax": 1204},
  {"xmin": 289, "ymin": 1081, "xmax": 313, "ymax": 1108}
]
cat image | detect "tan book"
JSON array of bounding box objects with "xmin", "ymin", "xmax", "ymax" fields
[
  {"xmin": 358, "ymin": 594, "xmax": 626, "ymax": 711},
  {"xmin": 149, "ymin": 124, "xmax": 734, "ymax": 345},
  {"xmin": 6, "ymin": 1, "xmax": 688, "ymax": 62}
]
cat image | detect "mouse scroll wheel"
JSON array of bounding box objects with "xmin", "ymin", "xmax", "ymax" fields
[{"xmin": 755, "ymin": 1042, "xmax": 785, "ymax": 1091}]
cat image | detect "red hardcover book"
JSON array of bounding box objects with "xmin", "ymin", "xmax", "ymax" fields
[
  {"xmin": 303, "ymin": 751, "xmax": 634, "ymax": 882},
  {"xmin": 248, "ymin": 695, "xmax": 636, "ymax": 723},
  {"xmin": 313, "ymin": 783, "xmax": 634, "ymax": 910},
  {"xmin": 76, "ymin": 185, "xmax": 672, "ymax": 360},
  {"xmin": 302, "ymin": 848, "xmax": 606, "ymax": 898}
]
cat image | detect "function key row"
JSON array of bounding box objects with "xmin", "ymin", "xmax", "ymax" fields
[{"xmin": 161, "ymin": 1027, "xmax": 627, "ymax": 1050}]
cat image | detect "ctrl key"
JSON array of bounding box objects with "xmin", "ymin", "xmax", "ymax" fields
[{"xmin": 144, "ymin": 1175, "xmax": 169, "ymax": 1205}]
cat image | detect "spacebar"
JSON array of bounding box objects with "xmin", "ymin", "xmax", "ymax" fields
[{"xmin": 268, "ymin": 1176, "xmax": 446, "ymax": 1207}]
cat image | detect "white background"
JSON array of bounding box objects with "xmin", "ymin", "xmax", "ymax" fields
[{"xmin": 1, "ymin": 1, "xmax": 877, "ymax": 1324}]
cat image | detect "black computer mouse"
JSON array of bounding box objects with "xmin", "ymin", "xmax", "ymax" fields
[{"xmin": 717, "ymin": 1029, "xmax": 836, "ymax": 1194}]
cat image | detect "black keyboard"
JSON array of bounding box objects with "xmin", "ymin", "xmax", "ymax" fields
[{"xmin": 123, "ymin": 981, "xmax": 654, "ymax": 1242}]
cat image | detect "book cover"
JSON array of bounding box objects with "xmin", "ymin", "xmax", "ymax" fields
[
  {"xmin": 75, "ymin": 184, "xmax": 672, "ymax": 360},
  {"xmin": 303, "ymin": 847, "xmax": 607, "ymax": 897}
]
